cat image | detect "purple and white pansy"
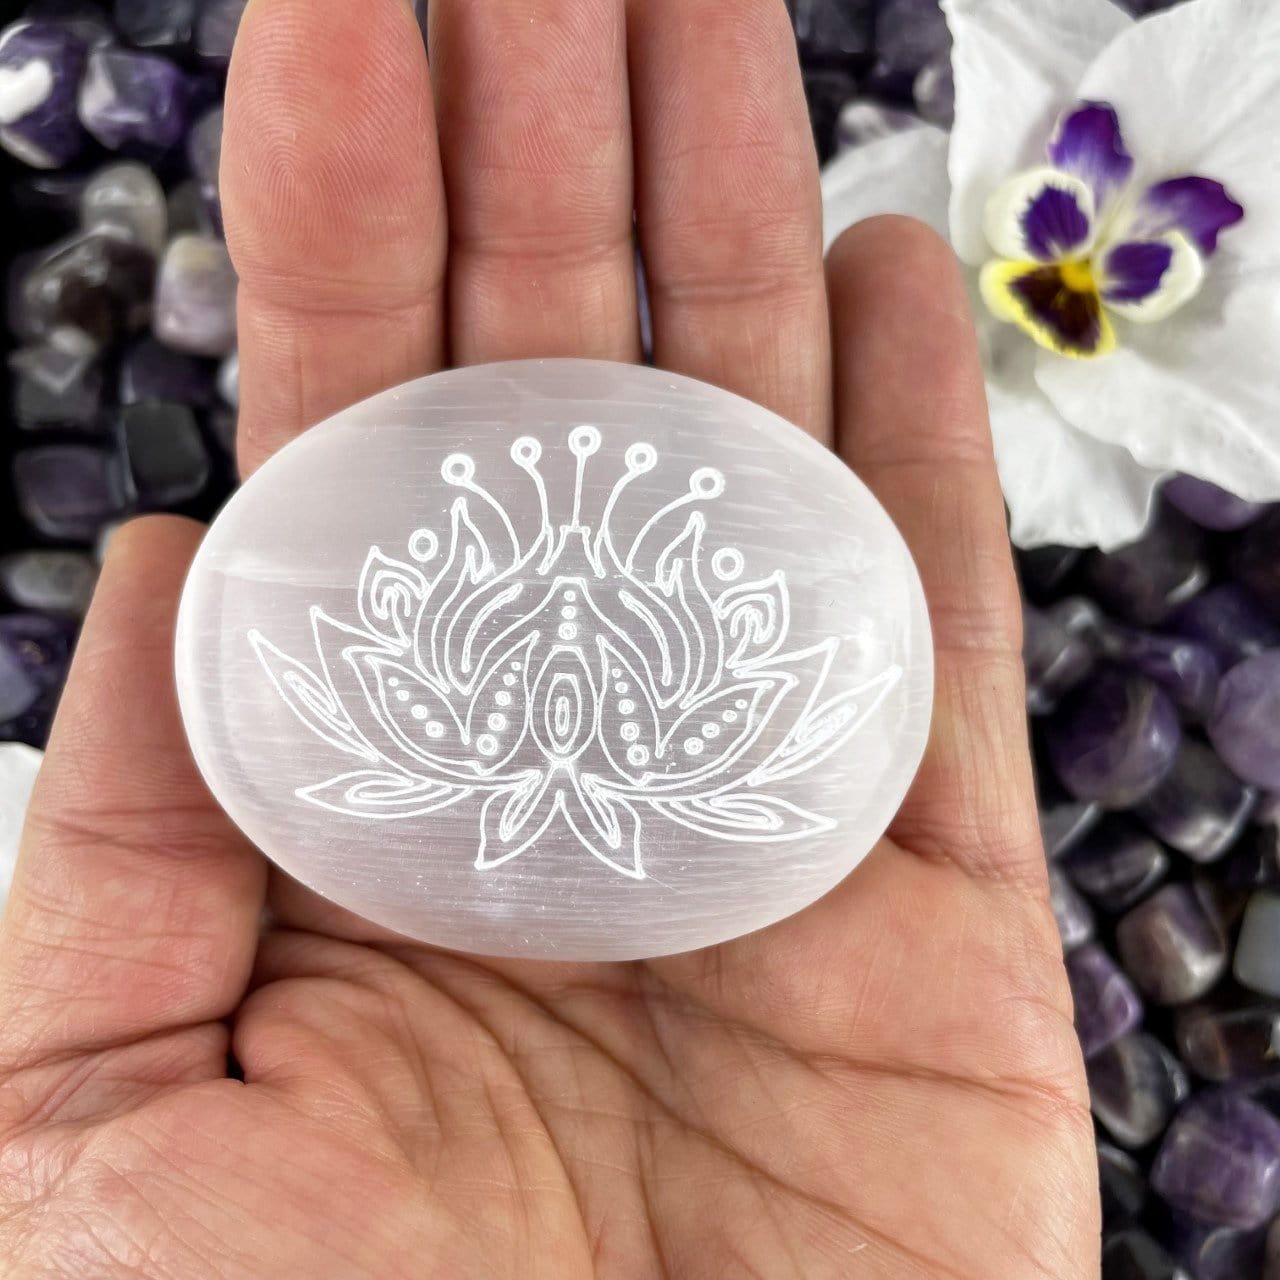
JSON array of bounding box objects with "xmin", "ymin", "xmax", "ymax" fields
[{"xmin": 821, "ymin": 0, "xmax": 1280, "ymax": 550}]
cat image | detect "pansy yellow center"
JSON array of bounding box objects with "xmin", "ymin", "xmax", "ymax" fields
[{"xmin": 1058, "ymin": 259, "xmax": 1095, "ymax": 293}]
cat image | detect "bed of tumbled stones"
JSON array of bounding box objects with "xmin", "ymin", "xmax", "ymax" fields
[{"xmin": 1, "ymin": 3, "xmax": 1277, "ymax": 1275}]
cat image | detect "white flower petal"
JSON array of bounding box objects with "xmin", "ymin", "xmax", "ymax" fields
[
  {"xmin": 987, "ymin": 336, "xmax": 1165, "ymax": 549},
  {"xmin": 1074, "ymin": 0, "xmax": 1280, "ymax": 270},
  {"xmin": 944, "ymin": 0, "xmax": 1132, "ymax": 264},
  {"xmin": 982, "ymin": 165, "xmax": 1096, "ymax": 260},
  {"xmin": 1037, "ymin": 271, "xmax": 1280, "ymax": 503},
  {"xmin": 821, "ymin": 124, "xmax": 951, "ymax": 252}
]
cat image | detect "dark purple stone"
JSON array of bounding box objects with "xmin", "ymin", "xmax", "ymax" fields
[
  {"xmin": 1049, "ymin": 864, "xmax": 1095, "ymax": 949},
  {"xmin": 873, "ymin": 0, "xmax": 951, "ymax": 81},
  {"xmin": 1084, "ymin": 508, "xmax": 1210, "ymax": 627},
  {"xmin": 1024, "ymin": 601, "xmax": 1096, "ymax": 714},
  {"xmin": 1225, "ymin": 820, "xmax": 1280, "ymax": 891},
  {"xmin": 0, "ymin": 631, "xmax": 40, "ymax": 722},
  {"xmin": 0, "ymin": 550, "xmax": 97, "ymax": 615},
  {"xmin": 120, "ymin": 401, "xmax": 210, "ymax": 507},
  {"xmin": 1045, "ymin": 668, "xmax": 1182, "ymax": 808},
  {"xmin": 1171, "ymin": 584, "xmax": 1280, "ymax": 672},
  {"xmin": 1115, "ymin": 883, "xmax": 1229, "ymax": 1006},
  {"xmin": 1102, "ymin": 1230, "xmax": 1190, "ymax": 1280},
  {"xmin": 1065, "ymin": 941, "xmax": 1144, "ymax": 1058},
  {"xmin": 1064, "ymin": 818, "xmax": 1170, "ymax": 914},
  {"xmin": 1209, "ymin": 652, "xmax": 1280, "ymax": 790},
  {"xmin": 1089, "ymin": 1032, "xmax": 1190, "ymax": 1149},
  {"xmin": 9, "ymin": 331, "xmax": 103, "ymax": 431},
  {"xmin": 114, "ymin": 0, "xmax": 199, "ymax": 50},
  {"xmin": 788, "ymin": 0, "xmax": 873, "ymax": 64},
  {"xmin": 1098, "ymin": 625, "xmax": 1221, "ymax": 723},
  {"xmin": 77, "ymin": 46, "xmax": 189, "ymax": 153},
  {"xmin": 194, "ymin": 0, "xmax": 248, "ymax": 63},
  {"xmin": 1164, "ymin": 475, "xmax": 1268, "ymax": 532},
  {"xmin": 0, "ymin": 20, "xmax": 88, "ymax": 170},
  {"xmin": 1176, "ymin": 1000, "xmax": 1280, "ymax": 1082},
  {"xmin": 13, "ymin": 444, "xmax": 130, "ymax": 541},
  {"xmin": 1166, "ymin": 1216, "xmax": 1267, "ymax": 1280},
  {"xmin": 1100, "ymin": 1141, "xmax": 1148, "ymax": 1229},
  {"xmin": 801, "ymin": 68, "xmax": 859, "ymax": 163},
  {"xmin": 1017, "ymin": 544, "xmax": 1082, "ymax": 603},
  {"xmin": 1231, "ymin": 508, "xmax": 1280, "ymax": 620},
  {"xmin": 12, "ymin": 228, "xmax": 155, "ymax": 347},
  {"xmin": 1151, "ymin": 1091, "xmax": 1280, "ymax": 1228},
  {"xmin": 187, "ymin": 106, "xmax": 223, "ymax": 234},
  {"xmin": 0, "ymin": 614, "xmax": 75, "ymax": 746},
  {"xmin": 119, "ymin": 335, "xmax": 218, "ymax": 408},
  {"xmin": 1135, "ymin": 738, "xmax": 1256, "ymax": 863}
]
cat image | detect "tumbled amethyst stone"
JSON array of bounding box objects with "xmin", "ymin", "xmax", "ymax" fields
[
  {"xmin": 1166, "ymin": 1217, "xmax": 1267, "ymax": 1280},
  {"xmin": 1017, "ymin": 544, "xmax": 1082, "ymax": 603},
  {"xmin": 1049, "ymin": 864, "xmax": 1094, "ymax": 949},
  {"xmin": 153, "ymin": 233, "xmax": 237, "ymax": 357},
  {"xmin": 187, "ymin": 106, "xmax": 223, "ymax": 234},
  {"xmin": 114, "ymin": 0, "xmax": 198, "ymax": 50},
  {"xmin": 1226, "ymin": 820, "xmax": 1280, "ymax": 890},
  {"xmin": 10, "ymin": 330, "xmax": 103, "ymax": 431},
  {"xmin": 1098, "ymin": 625, "xmax": 1221, "ymax": 723},
  {"xmin": 1176, "ymin": 1000, "xmax": 1280, "ymax": 1082},
  {"xmin": 0, "ymin": 633, "xmax": 40, "ymax": 722},
  {"xmin": 1024, "ymin": 601, "xmax": 1096, "ymax": 714},
  {"xmin": 1172, "ymin": 584, "xmax": 1280, "ymax": 672},
  {"xmin": 1065, "ymin": 941, "xmax": 1144, "ymax": 1058},
  {"xmin": 1231, "ymin": 508, "xmax": 1280, "ymax": 620},
  {"xmin": 1135, "ymin": 738, "xmax": 1256, "ymax": 863},
  {"xmin": 194, "ymin": 0, "xmax": 247, "ymax": 63},
  {"xmin": 1088, "ymin": 1032, "xmax": 1190, "ymax": 1149},
  {"xmin": 788, "ymin": 0, "xmax": 873, "ymax": 64},
  {"xmin": 1064, "ymin": 818, "xmax": 1169, "ymax": 914},
  {"xmin": 1152, "ymin": 1091, "xmax": 1280, "ymax": 1228},
  {"xmin": 120, "ymin": 400, "xmax": 210, "ymax": 507},
  {"xmin": 1164, "ymin": 475, "xmax": 1268, "ymax": 532},
  {"xmin": 0, "ymin": 550, "xmax": 97, "ymax": 615},
  {"xmin": 77, "ymin": 46, "xmax": 189, "ymax": 153},
  {"xmin": 1234, "ymin": 891, "xmax": 1280, "ymax": 999},
  {"xmin": 873, "ymin": 0, "xmax": 951, "ymax": 81},
  {"xmin": 1099, "ymin": 1141, "xmax": 1148, "ymax": 1229},
  {"xmin": 1209, "ymin": 651, "xmax": 1280, "ymax": 790},
  {"xmin": 0, "ymin": 20, "xmax": 87, "ymax": 170},
  {"xmin": 1101, "ymin": 1229, "xmax": 1190, "ymax": 1280},
  {"xmin": 1115, "ymin": 883, "xmax": 1228, "ymax": 1006},
  {"xmin": 13, "ymin": 444, "xmax": 129, "ymax": 541},
  {"xmin": 1045, "ymin": 667, "xmax": 1181, "ymax": 808},
  {"xmin": 0, "ymin": 614, "xmax": 74, "ymax": 746},
  {"xmin": 1084, "ymin": 508, "xmax": 1210, "ymax": 627},
  {"xmin": 119, "ymin": 335, "xmax": 218, "ymax": 408}
]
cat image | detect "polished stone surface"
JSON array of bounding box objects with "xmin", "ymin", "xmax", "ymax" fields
[
  {"xmin": 77, "ymin": 46, "xmax": 189, "ymax": 153},
  {"xmin": 1084, "ymin": 508, "xmax": 1210, "ymax": 627},
  {"xmin": 0, "ymin": 550, "xmax": 97, "ymax": 615},
  {"xmin": 1164, "ymin": 475, "xmax": 1269, "ymax": 532},
  {"xmin": 1235, "ymin": 892, "xmax": 1280, "ymax": 999},
  {"xmin": 1088, "ymin": 1031, "xmax": 1190, "ymax": 1149},
  {"xmin": 0, "ymin": 19, "xmax": 86, "ymax": 169},
  {"xmin": 153, "ymin": 233, "xmax": 237, "ymax": 356},
  {"xmin": 13, "ymin": 443, "xmax": 129, "ymax": 541},
  {"xmin": 80, "ymin": 160, "xmax": 168, "ymax": 255},
  {"xmin": 120, "ymin": 400, "xmax": 209, "ymax": 507},
  {"xmin": 175, "ymin": 361, "xmax": 934, "ymax": 959},
  {"xmin": 1099, "ymin": 624, "xmax": 1221, "ymax": 723},
  {"xmin": 1209, "ymin": 653, "xmax": 1280, "ymax": 790},
  {"xmin": 1066, "ymin": 942, "xmax": 1144, "ymax": 1058},
  {"xmin": 9, "ymin": 328, "xmax": 102, "ymax": 430},
  {"xmin": 1049, "ymin": 864, "xmax": 1094, "ymax": 949},
  {"xmin": 1172, "ymin": 585, "xmax": 1280, "ymax": 673},
  {"xmin": 1115, "ymin": 883, "xmax": 1228, "ymax": 1006},
  {"xmin": 1024, "ymin": 601, "xmax": 1095, "ymax": 714},
  {"xmin": 1101, "ymin": 1229, "xmax": 1190, "ymax": 1280},
  {"xmin": 1176, "ymin": 1000, "xmax": 1280, "ymax": 1082},
  {"xmin": 1064, "ymin": 818, "xmax": 1170, "ymax": 913}
]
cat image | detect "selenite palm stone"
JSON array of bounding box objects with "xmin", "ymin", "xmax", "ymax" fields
[{"xmin": 176, "ymin": 360, "xmax": 932, "ymax": 960}]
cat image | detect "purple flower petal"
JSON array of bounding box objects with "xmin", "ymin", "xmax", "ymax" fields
[
  {"xmin": 1048, "ymin": 101, "xmax": 1134, "ymax": 211},
  {"xmin": 1136, "ymin": 177, "xmax": 1245, "ymax": 256},
  {"xmin": 1022, "ymin": 184, "xmax": 1093, "ymax": 260},
  {"xmin": 980, "ymin": 260, "xmax": 1115, "ymax": 359},
  {"xmin": 1101, "ymin": 240, "xmax": 1174, "ymax": 305}
]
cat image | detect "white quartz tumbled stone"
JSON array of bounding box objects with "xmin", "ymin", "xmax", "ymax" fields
[{"xmin": 176, "ymin": 360, "xmax": 933, "ymax": 960}]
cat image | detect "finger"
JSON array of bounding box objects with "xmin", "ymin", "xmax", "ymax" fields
[
  {"xmin": 429, "ymin": 0, "xmax": 640, "ymax": 364},
  {"xmin": 828, "ymin": 216, "xmax": 1042, "ymax": 887},
  {"xmin": 0, "ymin": 518, "xmax": 267, "ymax": 1072},
  {"xmin": 224, "ymin": 0, "xmax": 447, "ymax": 477},
  {"xmin": 627, "ymin": 0, "xmax": 831, "ymax": 439}
]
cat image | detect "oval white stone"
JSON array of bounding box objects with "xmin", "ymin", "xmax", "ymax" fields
[{"xmin": 176, "ymin": 360, "xmax": 933, "ymax": 960}]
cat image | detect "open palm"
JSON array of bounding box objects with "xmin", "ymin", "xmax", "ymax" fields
[{"xmin": 0, "ymin": 1, "xmax": 1098, "ymax": 1276}]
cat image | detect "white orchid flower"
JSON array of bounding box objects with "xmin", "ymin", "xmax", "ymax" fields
[{"xmin": 822, "ymin": 0, "xmax": 1280, "ymax": 550}]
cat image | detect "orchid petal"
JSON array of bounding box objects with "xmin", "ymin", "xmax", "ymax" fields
[
  {"xmin": 982, "ymin": 166, "xmax": 1095, "ymax": 260},
  {"xmin": 984, "ymin": 336, "xmax": 1165, "ymax": 549},
  {"xmin": 1100, "ymin": 232, "xmax": 1204, "ymax": 323},
  {"xmin": 821, "ymin": 123, "xmax": 952, "ymax": 251},
  {"xmin": 945, "ymin": 0, "xmax": 1132, "ymax": 264},
  {"xmin": 1072, "ymin": 0, "xmax": 1280, "ymax": 270},
  {"xmin": 1036, "ymin": 271, "xmax": 1280, "ymax": 504}
]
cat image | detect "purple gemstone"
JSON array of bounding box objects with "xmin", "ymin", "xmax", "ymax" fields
[
  {"xmin": 0, "ymin": 632, "xmax": 40, "ymax": 722},
  {"xmin": 1135, "ymin": 738, "xmax": 1256, "ymax": 863},
  {"xmin": 1172, "ymin": 584, "xmax": 1280, "ymax": 672},
  {"xmin": 120, "ymin": 400, "xmax": 210, "ymax": 507},
  {"xmin": 1098, "ymin": 624, "xmax": 1221, "ymax": 723},
  {"xmin": 9, "ymin": 330, "xmax": 103, "ymax": 431},
  {"xmin": 1167, "ymin": 1216, "xmax": 1267, "ymax": 1280},
  {"xmin": 80, "ymin": 161, "xmax": 168, "ymax": 256},
  {"xmin": 77, "ymin": 46, "xmax": 189, "ymax": 153},
  {"xmin": 1225, "ymin": 820, "xmax": 1280, "ymax": 891},
  {"xmin": 153, "ymin": 233, "xmax": 237, "ymax": 357},
  {"xmin": 194, "ymin": 0, "xmax": 248, "ymax": 63},
  {"xmin": 1209, "ymin": 652, "xmax": 1280, "ymax": 790},
  {"xmin": 1176, "ymin": 1000, "xmax": 1280, "ymax": 1082},
  {"xmin": 1232, "ymin": 509, "xmax": 1280, "ymax": 620},
  {"xmin": 1101, "ymin": 1229, "xmax": 1190, "ymax": 1280},
  {"xmin": 789, "ymin": 0, "xmax": 873, "ymax": 64},
  {"xmin": 1164, "ymin": 475, "xmax": 1268, "ymax": 532},
  {"xmin": 119, "ymin": 335, "xmax": 218, "ymax": 408},
  {"xmin": 1064, "ymin": 818, "xmax": 1170, "ymax": 914},
  {"xmin": 1024, "ymin": 601, "xmax": 1096, "ymax": 714},
  {"xmin": 187, "ymin": 106, "xmax": 223, "ymax": 234},
  {"xmin": 1088, "ymin": 1032, "xmax": 1190, "ymax": 1149},
  {"xmin": 1045, "ymin": 668, "xmax": 1182, "ymax": 808},
  {"xmin": 1065, "ymin": 942, "xmax": 1144, "ymax": 1058},
  {"xmin": 1084, "ymin": 508, "xmax": 1210, "ymax": 627},
  {"xmin": 217, "ymin": 350, "xmax": 238, "ymax": 408},
  {"xmin": 1017, "ymin": 544, "xmax": 1083, "ymax": 602},
  {"xmin": 0, "ymin": 20, "xmax": 87, "ymax": 170},
  {"xmin": 0, "ymin": 550, "xmax": 97, "ymax": 615},
  {"xmin": 1099, "ymin": 1141, "xmax": 1148, "ymax": 1229},
  {"xmin": 0, "ymin": 614, "xmax": 75, "ymax": 746},
  {"xmin": 873, "ymin": 0, "xmax": 951, "ymax": 81},
  {"xmin": 25, "ymin": 0, "xmax": 114, "ymax": 45},
  {"xmin": 1115, "ymin": 883, "xmax": 1228, "ymax": 1006},
  {"xmin": 1049, "ymin": 864, "xmax": 1095, "ymax": 949},
  {"xmin": 12, "ymin": 444, "xmax": 130, "ymax": 541},
  {"xmin": 1152, "ymin": 1091, "xmax": 1280, "ymax": 1228},
  {"xmin": 113, "ymin": 0, "xmax": 198, "ymax": 50}
]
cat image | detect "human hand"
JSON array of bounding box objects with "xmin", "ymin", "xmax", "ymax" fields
[{"xmin": 0, "ymin": 1, "xmax": 1098, "ymax": 1276}]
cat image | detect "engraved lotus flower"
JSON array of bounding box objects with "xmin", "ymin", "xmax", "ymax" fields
[{"xmin": 249, "ymin": 428, "xmax": 901, "ymax": 880}]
